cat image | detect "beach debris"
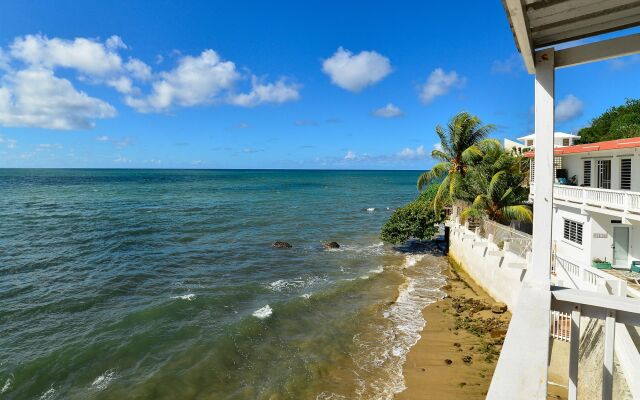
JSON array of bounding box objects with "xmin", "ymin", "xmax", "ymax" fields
[
  {"xmin": 453, "ymin": 342, "xmax": 461, "ymax": 348},
  {"xmin": 272, "ymin": 241, "xmax": 292, "ymax": 249},
  {"xmin": 323, "ymin": 241, "xmax": 340, "ymax": 249},
  {"xmin": 444, "ymin": 359, "xmax": 453, "ymax": 365},
  {"xmin": 462, "ymin": 355, "xmax": 473, "ymax": 363},
  {"xmin": 491, "ymin": 302, "xmax": 508, "ymax": 314},
  {"xmin": 421, "ymin": 368, "xmax": 426, "ymax": 372}
]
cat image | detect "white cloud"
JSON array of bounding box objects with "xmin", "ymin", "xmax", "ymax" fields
[
  {"xmin": 373, "ymin": 103, "xmax": 403, "ymax": 118},
  {"xmin": 322, "ymin": 47, "xmax": 392, "ymax": 92},
  {"xmin": 125, "ymin": 58, "xmax": 152, "ymax": 81},
  {"xmin": 433, "ymin": 143, "xmax": 443, "ymax": 152},
  {"xmin": 105, "ymin": 35, "xmax": 127, "ymax": 50},
  {"xmin": 124, "ymin": 49, "xmax": 240, "ymax": 112},
  {"xmin": 491, "ymin": 54, "xmax": 524, "ymax": 75},
  {"xmin": 419, "ymin": 68, "xmax": 465, "ymax": 104},
  {"xmin": 96, "ymin": 135, "xmax": 110, "ymax": 141},
  {"xmin": 0, "ymin": 135, "xmax": 17, "ymax": 149},
  {"xmin": 113, "ymin": 155, "xmax": 130, "ymax": 163},
  {"xmin": 608, "ymin": 55, "xmax": 640, "ymax": 70},
  {"xmin": 229, "ymin": 76, "xmax": 300, "ymax": 107},
  {"xmin": 10, "ymin": 34, "xmax": 123, "ymax": 76},
  {"xmin": 556, "ymin": 94, "xmax": 583, "ymax": 122},
  {"xmin": 0, "ymin": 68, "xmax": 116, "ymax": 130},
  {"xmin": 107, "ymin": 76, "xmax": 134, "ymax": 94},
  {"xmin": 36, "ymin": 143, "xmax": 63, "ymax": 150},
  {"xmin": 397, "ymin": 145, "xmax": 427, "ymax": 160},
  {"xmin": 344, "ymin": 150, "xmax": 357, "ymax": 160}
]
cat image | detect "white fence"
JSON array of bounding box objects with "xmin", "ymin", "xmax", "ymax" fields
[
  {"xmin": 537, "ymin": 184, "xmax": 640, "ymax": 215},
  {"xmin": 480, "ymin": 219, "xmax": 532, "ymax": 259},
  {"xmin": 550, "ymin": 310, "xmax": 571, "ymax": 341}
]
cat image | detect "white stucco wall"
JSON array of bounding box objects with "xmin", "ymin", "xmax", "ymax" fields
[
  {"xmin": 559, "ymin": 149, "xmax": 640, "ymax": 191},
  {"xmin": 448, "ymin": 226, "xmax": 526, "ymax": 310}
]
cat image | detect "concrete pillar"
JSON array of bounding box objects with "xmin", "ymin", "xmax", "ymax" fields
[{"xmin": 530, "ymin": 48, "xmax": 555, "ymax": 286}]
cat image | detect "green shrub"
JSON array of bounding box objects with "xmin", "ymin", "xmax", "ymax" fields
[{"xmin": 380, "ymin": 183, "xmax": 443, "ymax": 244}]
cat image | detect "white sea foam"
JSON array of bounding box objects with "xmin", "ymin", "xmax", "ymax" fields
[
  {"xmin": 366, "ymin": 207, "xmax": 375, "ymax": 212},
  {"xmin": 252, "ymin": 305, "xmax": 273, "ymax": 319},
  {"xmin": 91, "ymin": 369, "xmax": 116, "ymax": 391},
  {"xmin": 39, "ymin": 387, "xmax": 56, "ymax": 400},
  {"xmin": 268, "ymin": 279, "xmax": 305, "ymax": 292},
  {"xmin": 1, "ymin": 376, "xmax": 12, "ymax": 393},
  {"xmin": 171, "ymin": 294, "xmax": 195, "ymax": 301},
  {"xmin": 301, "ymin": 293, "xmax": 312, "ymax": 299},
  {"xmin": 347, "ymin": 252, "xmax": 447, "ymax": 399},
  {"xmin": 368, "ymin": 265, "xmax": 384, "ymax": 274}
]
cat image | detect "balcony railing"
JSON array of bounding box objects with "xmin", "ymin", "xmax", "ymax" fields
[{"xmin": 531, "ymin": 184, "xmax": 640, "ymax": 215}]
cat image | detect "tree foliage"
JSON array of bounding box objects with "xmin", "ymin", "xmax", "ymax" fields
[
  {"xmin": 416, "ymin": 111, "xmax": 496, "ymax": 208},
  {"xmin": 380, "ymin": 183, "xmax": 444, "ymax": 244},
  {"xmin": 462, "ymin": 140, "xmax": 532, "ymax": 224},
  {"xmin": 577, "ymin": 99, "xmax": 640, "ymax": 144}
]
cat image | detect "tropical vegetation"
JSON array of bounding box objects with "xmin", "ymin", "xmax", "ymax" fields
[
  {"xmin": 380, "ymin": 111, "xmax": 532, "ymax": 244},
  {"xmin": 577, "ymin": 98, "xmax": 640, "ymax": 144},
  {"xmin": 380, "ymin": 183, "xmax": 445, "ymax": 244}
]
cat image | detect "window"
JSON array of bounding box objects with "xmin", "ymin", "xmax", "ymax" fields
[
  {"xmin": 621, "ymin": 159, "xmax": 631, "ymax": 190},
  {"xmin": 583, "ymin": 160, "xmax": 591, "ymax": 186},
  {"xmin": 527, "ymin": 139, "xmax": 534, "ymax": 146},
  {"xmin": 530, "ymin": 159, "xmax": 535, "ymax": 183},
  {"xmin": 562, "ymin": 138, "xmax": 570, "ymax": 146},
  {"xmin": 597, "ymin": 159, "xmax": 611, "ymax": 189},
  {"xmin": 554, "ymin": 156, "xmax": 562, "ymax": 179},
  {"xmin": 563, "ymin": 219, "xmax": 583, "ymax": 245}
]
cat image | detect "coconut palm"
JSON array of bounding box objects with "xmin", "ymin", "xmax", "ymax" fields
[
  {"xmin": 461, "ymin": 141, "xmax": 532, "ymax": 223},
  {"xmin": 417, "ymin": 112, "xmax": 495, "ymax": 208}
]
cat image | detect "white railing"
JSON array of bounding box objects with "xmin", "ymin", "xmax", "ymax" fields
[
  {"xmin": 551, "ymin": 288, "xmax": 640, "ymax": 400},
  {"xmin": 531, "ymin": 184, "xmax": 640, "ymax": 215},
  {"xmin": 550, "ymin": 310, "xmax": 571, "ymax": 341},
  {"xmin": 554, "ymin": 255, "xmax": 621, "ymax": 294}
]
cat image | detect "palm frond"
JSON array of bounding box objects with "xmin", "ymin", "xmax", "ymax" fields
[
  {"xmin": 417, "ymin": 162, "xmax": 450, "ymax": 190},
  {"xmin": 501, "ymin": 205, "xmax": 533, "ymax": 222}
]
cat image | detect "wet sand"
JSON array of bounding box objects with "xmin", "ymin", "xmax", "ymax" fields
[{"xmin": 397, "ymin": 257, "xmax": 511, "ymax": 399}]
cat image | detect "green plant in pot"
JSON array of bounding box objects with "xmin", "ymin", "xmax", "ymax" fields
[{"xmin": 592, "ymin": 258, "xmax": 612, "ymax": 269}]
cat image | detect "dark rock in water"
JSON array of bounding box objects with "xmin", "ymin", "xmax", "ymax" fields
[
  {"xmin": 323, "ymin": 241, "xmax": 340, "ymax": 249},
  {"xmin": 491, "ymin": 303, "xmax": 508, "ymax": 314},
  {"xmin": 272, "ymin": 241, "xmax": 292, "ymax": 249},
  {"xmin": 444, "ymin": 359, "xmax": 453, "ymax": 365},
  {"xmin": 462, "ymin": 355, "xmax": 473, "ymax": 363}
]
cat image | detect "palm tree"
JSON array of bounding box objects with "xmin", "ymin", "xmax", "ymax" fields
[
  {"xmin": 461, "ymin": 141, "xmax": 532, "ymax": 223},
  {"xmin": 417, "ymin": 112, "xmax": 495, "ymax": 208}
]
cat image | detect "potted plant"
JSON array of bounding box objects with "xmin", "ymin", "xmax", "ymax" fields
[{"xmin": 592, "ymin": 258, "xmax": 612, "ymax": 269}]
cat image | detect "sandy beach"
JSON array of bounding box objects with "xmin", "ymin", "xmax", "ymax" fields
[{"xmin": 397, "ymin": 257, "xmax": 511, "ymax": 399}]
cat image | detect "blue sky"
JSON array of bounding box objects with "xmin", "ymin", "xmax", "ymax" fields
[{"xmin": 0, "ymin": 1, "xmax": 639, "ymax": 169}]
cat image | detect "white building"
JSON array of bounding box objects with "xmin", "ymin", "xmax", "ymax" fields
[
  {"xmin": 504, "ymin": 132, "xmax": 580, "ymax": 152},
  {"xmin": 526, "ymin": 137, "xmax": 640, "ymax": 270}
]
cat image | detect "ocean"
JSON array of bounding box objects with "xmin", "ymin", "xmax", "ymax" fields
[{"xmin": 0, "ymin": 169, "xmax": 446, "ymax": 400}]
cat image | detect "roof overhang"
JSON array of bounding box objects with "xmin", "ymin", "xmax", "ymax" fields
[
  {"xmin": 503, "ymin": 0, "xmax": 640, "ymax": 73},
  {"xmin": 524, "ymin": 137, "xmax": 640, "ymax": 157}
]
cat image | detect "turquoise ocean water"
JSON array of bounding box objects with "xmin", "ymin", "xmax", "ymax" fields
[{"xmin": 0, "ymin": 169, "xmax": 446, "ymax": 399}]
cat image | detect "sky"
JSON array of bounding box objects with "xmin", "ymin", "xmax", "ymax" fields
[{"xmin": 0, "ymin": 1, "xmax": 639, "ymax": 169}]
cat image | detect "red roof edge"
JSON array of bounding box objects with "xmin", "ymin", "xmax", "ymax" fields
[{"xmin": 523, "ymin": 136, "xmax": 640, "ymax": 158}]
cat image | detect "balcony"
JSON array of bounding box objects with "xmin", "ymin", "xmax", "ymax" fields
[{"xmin": 530, "ymin": 184, "xmax": 640, "ymax": 221}]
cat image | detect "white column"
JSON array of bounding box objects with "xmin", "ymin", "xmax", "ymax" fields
[{"xmin": 530, "ymin": 48, "xmax": 555, "ymax": 285}]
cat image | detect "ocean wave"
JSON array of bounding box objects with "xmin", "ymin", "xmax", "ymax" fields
[
  {"xmin": 301, "ymin": 293, "xmax": 312, "ymax": 299},
  {"xmin": 39, "ymin": 387, "xmax": 56, "ymax": 400},
  {"xmin": 170, "ymin": 294, "xmax": 195, "ymax": 301},
  {"xmin": 349, "ymin": 253, "xmax": 447, "ymax": 399},
  {"xmin": 252, "ymin": 305, "xmax": 273, "ymax": 319},
  {"xmin": 267, "ymin": 276, "xmax": 326, "ymax": 293},
  {"xmin": 1, "ymin": 375, "xmax": 13, "ymax": 393},
  {"xmin": 366, "ymin": 207, "xmax": 375, "ymax": 212},
  {"xmin": 91, "ymin": 369, "xmax": 116, "ymax": 391}
]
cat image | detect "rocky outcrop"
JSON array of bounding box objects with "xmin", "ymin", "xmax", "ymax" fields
[
  {"xmin": 323, "ymin": 241, "xmax": 340, "ymax": 249},
  {"xmin": 272, "ymin": 241, "xmax": 292, "ymax": 248}
]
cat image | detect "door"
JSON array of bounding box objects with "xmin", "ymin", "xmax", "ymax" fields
[
  {"xmin": 597, "ymin": 160, "xmax": 611, "ymax": 189},
  {"xmin": 613, "ymin": 227, "xmax": 629, "ymax": 268}
]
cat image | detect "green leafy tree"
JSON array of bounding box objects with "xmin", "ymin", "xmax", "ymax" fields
[
  {"xmin": 380, "ymin": 183, "xmax": 445, "ymax": 244},
  {"xmin": 578, "ymin": 99, "xmax": 640, "ymax": 144},
  {"xmin": 416, "ymin": 112, "xmax": 496, "ymax": 208}
]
